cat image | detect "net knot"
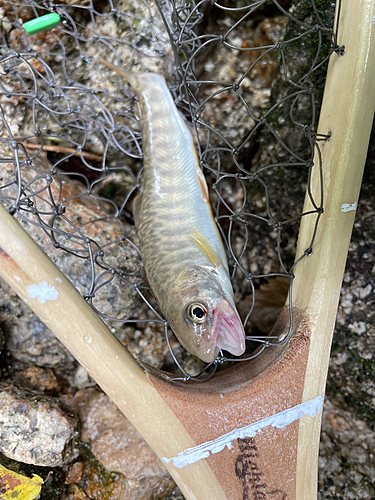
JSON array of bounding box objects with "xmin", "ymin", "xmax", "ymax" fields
[
  {"xmin": 332, "ymin": 44, "xmax": 345, "ymax": 56},
  {"xmin": 303, "ymin": 125, "xmax": 311, "ymax": 137}
]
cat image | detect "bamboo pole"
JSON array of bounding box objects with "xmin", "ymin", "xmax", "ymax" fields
[{"xmin": 293, "ymin": 0, "xmax": 375, "ymax": 496}]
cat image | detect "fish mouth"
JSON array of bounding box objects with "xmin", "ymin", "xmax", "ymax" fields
[{"xmin": 211, "ymin": 299, "xmax": 246, "ymax": 358}]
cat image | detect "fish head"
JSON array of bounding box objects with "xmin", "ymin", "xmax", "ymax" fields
[{"xmin": 163, "ymin": 266, "xmax": 246, "ymax": 363}]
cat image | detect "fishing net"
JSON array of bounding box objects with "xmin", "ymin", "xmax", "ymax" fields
[{"xmin": 0, "ymin": 0, "xmax": 339, "ymax": 381}]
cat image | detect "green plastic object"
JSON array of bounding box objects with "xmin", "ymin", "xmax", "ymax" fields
[{"xmin": 23, "ymin": 13, "xmax": 61, "ymax": 36}]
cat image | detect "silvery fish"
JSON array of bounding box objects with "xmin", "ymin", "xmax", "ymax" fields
[{"xmin": 99, "ymin": 59, "xmax": 246, "ymax": 363}]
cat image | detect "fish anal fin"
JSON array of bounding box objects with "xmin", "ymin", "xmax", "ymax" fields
[
  {"xmin": 132, "ymin": 191, "xmax": 142, "ymax": 227},
  {"xmin": 191, "ymin": 231, "xmax": 223, "ymax": 268}
]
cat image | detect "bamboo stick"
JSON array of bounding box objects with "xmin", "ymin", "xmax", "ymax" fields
[{"xmin": 293, "ymin": 0, "xmax": 375, "ymax": 496}]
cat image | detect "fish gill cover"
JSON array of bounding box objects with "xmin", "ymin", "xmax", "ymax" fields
[{"xmin": 0, "ymin": 0, "xmax": 338, "ymax": 381}]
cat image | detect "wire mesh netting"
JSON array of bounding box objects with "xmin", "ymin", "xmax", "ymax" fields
[{"xmin": 0, "ymin": 0, "xmax": 340, "ymax": 381}]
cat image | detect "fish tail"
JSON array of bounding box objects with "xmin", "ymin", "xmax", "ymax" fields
[{"xmin": 97, "ymin": 57, "xmax": 142, "ymax": 93}]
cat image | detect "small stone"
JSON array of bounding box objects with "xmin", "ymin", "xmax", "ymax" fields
[
  {"xmin": 0, "ymin": 383, "xmax": 78, "ymax": 466},
  {"xmin": 66, "ymin": 462, "xmax": 84, "ymax": 484},
  {"xmin": 73, "ymin": 365, "xmax": 97, "ymax": 390},
  {"xmin": 358, "ymin": 284, "xmax": 373, "ymax": 299},
  {"xmin": 334, "ymin": 351, "xmax": 348, "ymax": 365},
  {"xmin": 348, "ymin": 321, "xmax": 366, "ymax": 335},
  {"xmin": 63, "ymin": 484, "xmax": 88, "ymax": 499},
  {"xmin": 1, "ymin": 19, "xmax": 12, "ymax": 33},
  {"xmin": 19, "ymin": 366, "xmax": 61, "ymax": 393},
  {"xmin": 327, "ymin": 413, "xmax": 350, "ymax": 432}
]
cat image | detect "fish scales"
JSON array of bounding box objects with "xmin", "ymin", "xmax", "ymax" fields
[
  {"xmin": 98, "ymin": 59, "xmax": 246, "ymax": 362},
  {"xmin": 137, "ymin": 75, "xmax": 226, "ymax": 293}
]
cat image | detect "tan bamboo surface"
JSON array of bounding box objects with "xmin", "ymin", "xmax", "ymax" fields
[
  {"xmin": 0, "ymin": 0, "xmax": 374, "ymax": 498},
  {"xmin": 294, "ymin": 0, "xmax": 375, "ymax": 496}
]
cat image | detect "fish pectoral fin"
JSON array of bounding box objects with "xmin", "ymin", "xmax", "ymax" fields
[
  {"xmin": 191, "ymin": 230, "xmax": 223, "ymax": 268},
  {"xmin": 132, "ymin": 191, "xmax": 142, "ymax": 227},
  {"xmin": 132, "ymin": 100, "xmax": 142, "ymax": 121}
]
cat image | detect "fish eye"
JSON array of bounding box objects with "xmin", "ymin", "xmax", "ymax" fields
[{"xmin": 187, "ymin": 303, "xmax": 207, "ymax": 324}]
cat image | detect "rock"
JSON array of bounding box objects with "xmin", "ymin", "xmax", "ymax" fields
[
  {"xmin": 0, "ymin": 383, "xmax": 78, "ymax": 467},
  {"xmin": 0, "ymin": 155, "xmax": 143, "ymax": 375},
  {"xmin": 18, "ymin": 366, "xmax": 61, "ymax": 394},
  {"xmin": 2, "ymin": 301, "xmax": 76, "ymax": 369},
  {"xmin": 193, "ymin": 14, "xmax": 288, "ymax": 150},
  {"xmin": 62, "ymin": 389, "xmax": 175, "ymax": 499},
  {"xmin": 73, "ymin": 365, "xmax": 97, "ymax": 390},
  {"xmin": 319, "ymin": 398, "xmax": 375, "ymax": 500},
  {"xmin": 65, "ymin": 462, "xmax": 84, "ymax": 485}
]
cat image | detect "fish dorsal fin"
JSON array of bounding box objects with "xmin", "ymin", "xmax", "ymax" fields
[
  {"xmin": 191, "ymin": 230, "xmax": 223, "ymax": 268},
  {"xmin": 195, "ymin": 162, "xmax": 210, "ymax": 204}
]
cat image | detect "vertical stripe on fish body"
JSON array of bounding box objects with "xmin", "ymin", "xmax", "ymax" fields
[{"xmin": 99, "ymin": 59, "xmax": 246, "ymax": 363}]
